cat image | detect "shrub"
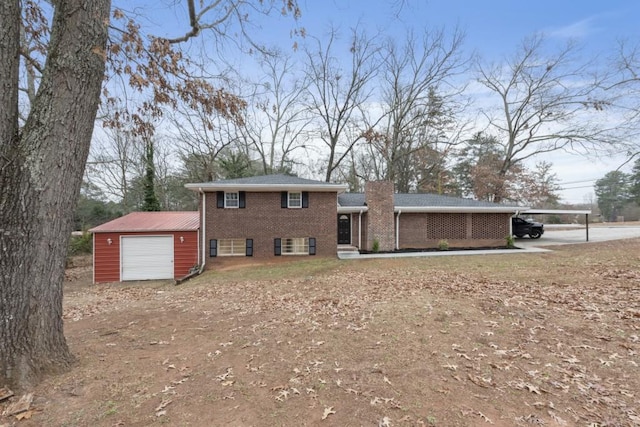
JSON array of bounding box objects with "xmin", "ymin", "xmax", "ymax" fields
[
  {"xmin": 372, "ymin": 238, "xmax": 380, "ymax": 253},
  {"xmin": 505, "ymin": 234, "xmax": 515, "ymax": 248},
  {"xmin": 69, "ymin": 231, "xmax": 92, "ymax": 256},
  {"xmin": 437, "ymin": 239, "xmax": 449, "ymax": 251}
]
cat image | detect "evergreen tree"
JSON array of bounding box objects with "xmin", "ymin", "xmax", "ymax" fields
[
  {"xmin": 141, "ymin": 140, "xmax": 161, "ymax": 211},
  {"xmin": 595, "ymin": 171, "xmax": 630, "ymax": 222},
  {"xmin": 629, "ymin": 158, "xmax": 640, "ymax": 204}
]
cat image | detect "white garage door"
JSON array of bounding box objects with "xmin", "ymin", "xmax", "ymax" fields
[{"xmin": 121, "ymin": 235, "xmax": 174, "ymax": 281}]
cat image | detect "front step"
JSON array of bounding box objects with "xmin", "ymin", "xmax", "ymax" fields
[{"xmin": 337, "ymin": 245, "xmax": 360, "ymax": 259}]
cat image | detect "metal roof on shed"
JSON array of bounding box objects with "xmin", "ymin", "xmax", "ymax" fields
[{"xmin": 89, "ymin": 211, "xmax": 199, "ymax": 233}]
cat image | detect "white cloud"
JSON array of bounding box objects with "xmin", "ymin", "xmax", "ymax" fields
[{"xmin": 545, "ymin": 17, "xmax": 598, "ymax": 40}]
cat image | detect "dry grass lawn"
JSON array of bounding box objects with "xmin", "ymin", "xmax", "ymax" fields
[{"xmin": 1, "ymin": 238, "xmax": 640, "ymax": 426}]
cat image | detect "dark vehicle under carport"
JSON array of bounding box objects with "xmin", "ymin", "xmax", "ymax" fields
[{"xmin": 512, "ymin": 217, "xmax": 544, "ymax": 239}]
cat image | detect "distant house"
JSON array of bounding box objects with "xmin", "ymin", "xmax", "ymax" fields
[
  {"xmin": 185, "ymin": 175, "xmax": 524, "ymax": 267},
  {"xmin": 90, "ymin": 211, "xmax": 199, "ymax": 283}
]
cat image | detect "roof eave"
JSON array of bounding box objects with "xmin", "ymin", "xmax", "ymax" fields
[
  {"xmin": 185, "ymin": 183, "xmax": 349, "ymax": 193},
  {"xmin": 90, "ymin": 227, "xmax": 199, "ymax": 233},
  {"xmin": 521, "ymin": 209, "xmax": 592, "ymax": 215},
  {"xmin": 337, "ymin": 206, "xmax": 368, "ymax": 213},
  {"xmin": 394, "ymin": 206, "xmax": 526, "ymax": 214}
]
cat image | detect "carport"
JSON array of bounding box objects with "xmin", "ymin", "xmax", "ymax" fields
[{"xmin": 519, "ymin": 209, "xmax": 592, "ymax": 241}]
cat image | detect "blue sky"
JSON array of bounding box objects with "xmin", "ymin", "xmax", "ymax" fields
[
  {"xmin": 118, "ymin": 0, "xmax": 640, "ymax": 204},
  {"xmin": 296, "ymin": 1, "xmax": 640, "ymax": 57},
  {"xmin": 293, "ymin": 1, "xmax": 640, "ymax": 203}
]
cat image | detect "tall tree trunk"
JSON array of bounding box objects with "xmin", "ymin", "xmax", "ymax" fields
[{"xmin": 0, "ymin": 0, "xmax": 110, "ymax": 390}]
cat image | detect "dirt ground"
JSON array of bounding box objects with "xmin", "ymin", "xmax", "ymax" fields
[{"xmin": 1, "ymin": 238, "xmax": 640, "ymax": 426}]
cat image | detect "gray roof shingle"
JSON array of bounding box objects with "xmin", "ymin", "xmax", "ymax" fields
[
  {"xmin": 199, "ymin": 174, "xmax": 332, "ymax": 186},
  {"xmin": 338, "ymin": 193, "xmax": 519, "ymax": 208}
]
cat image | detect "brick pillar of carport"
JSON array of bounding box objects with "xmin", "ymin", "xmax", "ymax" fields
[{"xmin": 365, "ymin": 181, "xmax": 395, "ymax": 251}]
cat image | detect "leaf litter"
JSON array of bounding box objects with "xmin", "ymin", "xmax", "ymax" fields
[{"xmin": 5, "ymin": 238, "xmax": 640, "ymax": 426}]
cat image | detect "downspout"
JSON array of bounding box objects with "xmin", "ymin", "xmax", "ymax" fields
[
  {"xmin": 92, "ymin": 232, "xmax": 95, "ymax": 284},
  {"xmin": 200, "ymin": 189, "xmax": 206, "ymax": 273},
  {"xmin": 176, "ymin": 189, "xmax": 207, "ymax": 285},
  {"xmin": 396, "ymin": 210, "xmax": 401, "ymax": 250},
  {"xmin": 358, "ymin": 209, "xmax": 363, "ymax": 249}
]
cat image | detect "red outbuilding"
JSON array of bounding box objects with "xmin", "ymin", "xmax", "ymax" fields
[{"xmin": 89, "ymin": 211, "xmax": 200, "ymax": 283}]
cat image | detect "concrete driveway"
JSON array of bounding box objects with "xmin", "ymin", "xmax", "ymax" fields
[{"xmin": 515, "ymin": 224, "xmax": 640, "ymax": 248}]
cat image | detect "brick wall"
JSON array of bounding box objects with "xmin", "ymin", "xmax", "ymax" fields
[
  {"xmin": 204, "ymin": 191, "xmax": 338, "ymax": 264},
  {"xmin": 472, "ymin": 213, "xmax": 510, "ymax": 239},
  {"xmin": 350, "ymin": 212, "xmax": 361, "ymax": 248},
  {"xmin": 365, "ymin": 181, "xmax": 395, "ymax": 251},
  {"xmin": 398, "ymin": 212, "xmax": 511, "ymax": 248}
]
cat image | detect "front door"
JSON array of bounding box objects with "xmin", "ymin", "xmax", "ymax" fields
[{"xmin": 337, "ymin": 214, "xmax": 351, "ymax": 244}]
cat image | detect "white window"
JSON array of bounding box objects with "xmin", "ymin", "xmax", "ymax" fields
[
  {"xmin": 225, "ymin": 192, "xmax": 239, "ymax": 208},
  {"xmin": 282, "ymin": 237, "xmax": 308, "ymax": 255},
  {"xmin": 218, "ymin": 239, "xmax": 246, "ymax": 256},
  {"xmin": 288, "ymin": 192, "xmax": 302, "ymax": 208}
]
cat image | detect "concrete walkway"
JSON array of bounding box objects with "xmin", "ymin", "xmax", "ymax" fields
[{"xmin": 337, "ymin": 224, "xmax": 640, "ymax": 260}]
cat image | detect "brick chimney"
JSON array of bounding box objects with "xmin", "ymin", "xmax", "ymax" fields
[{"xmin": 365, "ymin": 181, "xmax": 395, "ymax": 251}]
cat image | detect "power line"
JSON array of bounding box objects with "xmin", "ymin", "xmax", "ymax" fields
[
  {"xmin": 557, "ymin": 178, "xmax": 597, "ymax": 185},
  {"xmin": 560, "ymin": 185, "xmax": 595, "ymax": 190}
]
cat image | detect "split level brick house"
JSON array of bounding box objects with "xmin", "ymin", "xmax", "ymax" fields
[{"xmin": 185, "ymin": 174, "xmax": 524, "ymax": 267}]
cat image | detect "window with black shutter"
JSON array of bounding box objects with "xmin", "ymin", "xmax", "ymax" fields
[
  {"xmin": 281, "ymin": 191, "xmax": 308, "ymax": 208},
  {"xmin": 308, "ymin": 237, "xmax": 316, "ymax": 255},
  {"xmin": 239, "ymin": 191, "xmax": 246, "ymax": 208},
  {"xmin": 274, "ymin": 238, "xmax": 282, "ymax": 256},
  {"xmin": 216, "ymin": 192, "xmax": 224, "ymax": 208},
  {"xmin": 246, "ymin": 239, "xmax": 253, "ymax": 256},
  {"xmin": 209, "ymin": 239, "xmax": 217, "ymax": 257}
]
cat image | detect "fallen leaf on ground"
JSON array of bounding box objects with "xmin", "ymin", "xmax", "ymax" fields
[
  {"xmin": 322, "ymin": 406, "xmax": 335, "ymax": 420},
  {"xmin": 0, "ymin": 387, "xmax": 14, "ymax": 402},
  {"xmin": 3, "ymin": 393, "xmax": 33, "ymax": 416}
]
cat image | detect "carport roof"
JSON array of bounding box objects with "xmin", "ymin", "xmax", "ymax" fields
[{"xmin": 89, "ymin": 211, "xmax": 199, "ymax": 233}]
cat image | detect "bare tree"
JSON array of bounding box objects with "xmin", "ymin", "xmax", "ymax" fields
[
  {"xmin": 514, "ymin": 161, "xmax": 561, "ymax": 207},
  {"xmin": 169, "ymin": 101, "xmax": 242, "ymax": 183},
  {"xmin": 0, "ymin": 0, "xmax": 300, "ymax": 390},
  {"xmin": 602, "ymin": 40, "xmax": 640, "ymax": 164},
  {"xmin": 86, "ymin": 116, "xmax": 142, "ymax": 212},
  {"xmin": 152, "ymin": 137, "xmax": 197, "ymax": 211},
  {"xmin": 238, "ymin": 50, "xmax": 311, "ymax": 174},
  {"xmin": 362, "ymin": 28, "xmax": 468, "ymax": 192},
  {"xmin": 476, "ymin": 34, "xmax": 614, "ymax": 201},
  {"xmin": 305, "ymin": 27, "xmax": 380, "ymax": 182}
]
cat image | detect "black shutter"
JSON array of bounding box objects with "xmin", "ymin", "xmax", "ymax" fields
[
  {"xmin": 239, "ymin": 191, "xmax": 246, "ymax": 208},
  {"xmin": 246, "ymin": 239, "xmax": 253, "ymax": 256},
  {"xmin": 274, "ymin": 238, "xmax": 282, "ymax": 256},
  {"xmin": 209, "ymin": 239, "xmax": 217, "ymax": 257},
  {"xmin": 281, "ymin": 192, "xmax": 288, "ymax": 208},
  {"xmin": 302, "ymin": 192, "xmax": 309, "ymax": 208},
  {"xmin": 216, "ymin": 191, "xmax": 224, "ymax": 208},
  {"xmin": 309, "ymin": 237, "xmax": 316, "ymax": 255}
]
